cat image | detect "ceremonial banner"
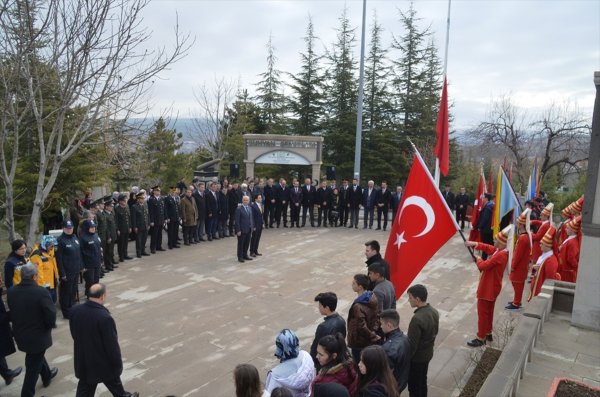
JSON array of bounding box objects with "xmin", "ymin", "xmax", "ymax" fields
[
  {"xmin": 492, "ymin": 165, "xmax": 522, "ymax": 237},
  {"xmin": 385, "ymin": 151, "xmax": 459, "ymax": 298}
]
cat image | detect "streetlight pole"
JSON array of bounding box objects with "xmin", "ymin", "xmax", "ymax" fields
[{"xmin": 354, "ymin": 0, "xmax": 367, "ymax": 181}]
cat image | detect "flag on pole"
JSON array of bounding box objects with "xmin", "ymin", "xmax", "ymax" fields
[
  {"xmin": 434, "ymin": 76, "xmax": 450, "ymax": 177},
  {"xmin": 487, "ymin": 164, "xmax": 494, "ymax": 195},
  {"xmin": 468, "ymin": 169, "xmax": 486, "ymax": 242},
  {"xmin": 385, "ymin": 149, "xmax": 459, "ymax": 298},
  {"xmin": 492, "ymin": 165, "xmax": 522, "ymax": 237}
]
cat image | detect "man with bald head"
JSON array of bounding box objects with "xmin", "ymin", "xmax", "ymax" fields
[
  {"xmin": 69, "ymin": 283, "xmax": 139, "ymax": 397},
  {"xmin": 235, "ymin": 195, "xmax": 255, "ymax": 262}
]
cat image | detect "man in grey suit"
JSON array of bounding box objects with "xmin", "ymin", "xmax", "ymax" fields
[{"xmin": 235, "ymin": 195, "xmax": 255, "ymax": 262}]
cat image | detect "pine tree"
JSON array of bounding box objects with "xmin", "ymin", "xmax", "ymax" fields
[
  {"xmin": 323, "ymin": 8, "xmax": 357, "ymax": 179},
  {"xmin": 288, "ymin": 16, "xmax": 325, "ymax": 136},
  {"xmin": 255, "ymin": 33, "xmax": 287, "ymax": 134},
  {"xmin": 143, "ymin": 117, "xmax": 184, "ymax": 186}
]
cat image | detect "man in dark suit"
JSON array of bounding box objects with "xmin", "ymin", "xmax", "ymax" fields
[
  {"xmin": 250, "ymin": 194, "xmax": 265, "ymax": 257},
  {"xmin": 339, "ymin": 179, "xmax": 350, "ymax": 227},
  {"xmin": 206, "ymin": 181, "xmax": 220, "ymax": 241},
  {"xmin": 7, "ymin": 263, "xmax": 58, "ymax": 397},
  {"xmin": 442, "ymin": 186, "xmax": 455, "ymax": 213},
  {"xmin": 165, "ymin": 187, "xmax": 181, "ymax": 249},
  {"xmin": 0, "ymin": 275, "xmax": 22, "ymax": 385},
  {"xmin": 147, "ymin": 185, "xmax": 166, "ymax": 253},
  {"xmin": 69, "ymin": 283, "xmax": 138, "ymax": 397},
  {"xmin": 235, "ymin": 196, "xmax": 255, "ymax": 262},
  {"xmin": 391, "ymin": 185, "xmax": 403, "ymax": 222},
  {"xmin": 274, "ymin": 178, "xmax": 289, "ymax": 228},
  {"xmin": 316, "ymin": 180, "xmax": 330, "ymax": 227},
  {"xmin": 362, "ymin": 180, "xmax": 377, "ymax": 229},
  {"xmin": 218, "ymin": 185, "xmax": 229, "ymax": 238},
  {"xmin": 301, "ymin": 177, "xmax": 316, "ymax": 227},
  {"xmin": 130, "ymin": 192, "xmax": 149, "ymax": 257},
  {"xmin": 476, "ymin": 193, "xmax": 495, "ymax": 259},
  {"xmin": 454, "ymin": 187, "xmax": 470, "ymax": 230},
  {"xmin": 103, "ymin": 198, "xmax": 118, "ymax": 270},
  {"xmin": 192, "ymin": 181, "xmax": 207, "ymax": 242},
  {"xmin": 376, "ymin": 181, "xmax": 392, "ymax": 231},
  {"xmin": 348, "ymin": 178, "xmax": 363, "ymax": 229},
  {"xmin": 263, "ymin": 178, "xmax": 275, "ymax": 228},
  {"xmin": 227, "ymin": 181, "xmax": 241, "ymax": 235},
  {"xmin": 289, "ymin": 179, "xmax": 303, "ymax": 228}
]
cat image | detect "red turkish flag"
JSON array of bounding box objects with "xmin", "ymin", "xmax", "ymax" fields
[
  {"xmin": 434, "ymin": 77, "xmax": 449, "ymax": 176},
  {"xmin": 385, "ymin": 152, "xmax": 458, "ymax": 299},
  {"xmin": 468, "ymin": 172, "xmax": 486, "ymax": 242}
]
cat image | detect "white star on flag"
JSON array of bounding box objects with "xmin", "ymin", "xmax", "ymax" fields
[{"xmin": 395, "ymin": 231, "xmax": 407, "ymax": 249}]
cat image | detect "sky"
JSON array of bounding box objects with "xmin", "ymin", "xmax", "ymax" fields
[{"xmin": 139, "ymin": 0, "xmax": 600, "ymax": 131}]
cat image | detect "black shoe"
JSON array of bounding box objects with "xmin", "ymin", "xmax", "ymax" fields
[
  {"xmin": 157, "ymin": 248, "xmax": 166, "ymax": 251},
  {"xmin": 42, "ymin": 367, "xmax": 58, "ymax": 387},
  {"xmin": 3, "ymin": 366, "xmax": 22, "ymax": 385},
  {"xmin": 142, "ymin": 252, "xmax": 150, "ymax": 256},
  {"xmin": 250, "ymin": 252, "xmax": 256, "ymax": 257},
  {"xmin": 486, "ymin": 334, "xmax": 494, "ymax": 342},
  {"xmin": 467, "ymin": 338, "xmax": 486, "ymax": 347},
  {"xmin": 376, "ymin": 227, "xmax": 381, "ymax": 230},
  {"xmin": 184, "ymin": 242, "xmax": 191, "ymax": 246},
  {"xmin": 124, "ymin": 256, "xmax": 133, "ymax": 260},
  {"xmin": 238, "ymin": 258, "xmax": 245, "ymax": 263},
  {"xmin": 174, "ymin": 245, "xmax": 181, "ymax": 248},
  {"xmin": 137, "ymin": 255, "xmax": 142, "ymax": 258},
  {"xmin": 207, "ymin": 237, "xmax": 212, "ymax": 241},
  {"xmin": 243, "ymin": 256, "xmax": 253, "ymax": 260},
  {"xmin": 505, "ymin": 303, "xmax": 522, "ymax": 311},
  {"xmin": 355, "ymin": 225, "xmax": 358, "ymax": 229},
  {"xmin": 255, "ymin": 252, "xmax": 262, "ymax": 256}
]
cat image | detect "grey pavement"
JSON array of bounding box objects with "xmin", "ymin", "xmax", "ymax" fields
[{"xmin": 1, "ymin": 226, "xmax": 523, "ymax": 397}]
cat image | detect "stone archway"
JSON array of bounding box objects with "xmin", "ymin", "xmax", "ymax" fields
[{"xmin": 243, "ymin": 134, "xmax": 324, "ymax": 179}]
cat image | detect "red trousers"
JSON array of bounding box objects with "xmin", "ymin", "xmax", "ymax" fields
[
  {"xmin": 477, "ymin": 299, "xmax": 495, "ymax": 340},
  {"xmin": 511, "ymin": 281, "xmax": 525, "ymax": 306}
]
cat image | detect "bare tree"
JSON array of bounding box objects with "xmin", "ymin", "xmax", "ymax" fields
[
  {"xmin": 192, "ymin": 76, "xmax": 237, "ymax": 160},
  {"xmin": 0, "ymin": 0, "xmax": 191, "ymax": 245}
]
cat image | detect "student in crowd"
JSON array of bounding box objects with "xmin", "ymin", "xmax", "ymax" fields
[
  {"xmin": 356, "ymin": 345, "xmax": 399, "ymax": 397},
  {"xmin": 234, "ymin": 363, "xmax": 270, "ymax": 397},
  {"xmin": 311, "ymin": 333, "xmax": 357, "ymax": 395}
]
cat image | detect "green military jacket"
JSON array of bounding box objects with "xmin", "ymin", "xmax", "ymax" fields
[
  {"xmin": 96, "ymin": 210, "xmax": 108, "ymax": 242},
  {"xmin": 105, "ymin": 210, "xmax": 117, "ymax": 241},
  {"xmin": 131, "ymin": 202, "xmax": 149, "ymax": 231},
  {"xmin": 114, "ymin": 204, "xmax": 131, "ymax": 233}
]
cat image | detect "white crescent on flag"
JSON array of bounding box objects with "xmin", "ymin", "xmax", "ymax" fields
[{"xmin": 398, "ymin": 196, "xmax": 435, "ymax": 237}]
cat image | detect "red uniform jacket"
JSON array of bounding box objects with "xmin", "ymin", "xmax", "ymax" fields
[
  {"xmin": 509, "ymin": 233, "xmax": 531, "ymax": 283},
  {"xmin": 531, "ymin": 220, "xmax": 550, "ymax": 263},
  {"xmin": 529, "ymin": 254, "xmax": 559, "ymax": 300},
  {"xmin": 558, "ymin": 236, "xmax": 580, "ymax": 282},
  {"xmin": 475, "ymin": 243, "xmax": 509, "ymax": 301}
]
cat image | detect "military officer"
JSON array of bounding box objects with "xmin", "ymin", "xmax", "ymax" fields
[
  {"xmin": 131, "ymin": 192, "xmax": 150, "ymax": 258},
  {"xmin": 165, "ymin": 186, "xmax": 181, "ymax": 249},
  {"xmin": 148, "ymin": 186, "xmax": 166, "ymax": 253},
  {"xmin": 103, "ymin": 197, "xmax": 118, "ymax": 271},
  {"xmin": 114, "ymin": 194, "xmax": 132, "ymax": 262}
]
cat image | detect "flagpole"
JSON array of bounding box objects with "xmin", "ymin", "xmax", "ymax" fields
[
  {"xmin": 458, "ymin": 229, "xmax": 477, "ymax": 262},
  {"xmin": 353, "ymin": 0, "xmax": 367, "ymax": 181}
]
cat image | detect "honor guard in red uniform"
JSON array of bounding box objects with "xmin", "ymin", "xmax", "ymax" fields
[
  {"xmin": 557, "ymin": 195, "xmax": 583, "ymax": 248},
  {"xmin": 506, "ymin": 209, "xmax": 532, "ymax": 310},
  {"xmin": 530, "ymin": 203, "xmax": 553, "ymax": 263},
  {"xmin": 464, "ymin": 225, "xmax": 512, "ymax": 347},
  {"xmin": 528, "ymin": 226, "xmax": 561, "ymax": 301},
  {"xmin": 558, "ymin": 216, "xmax": 581, "ymax": 283}
]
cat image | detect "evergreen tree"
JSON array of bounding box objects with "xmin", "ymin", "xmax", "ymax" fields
[
  {"xmin": 143, "ymin": 118, "xmax": 185, "ymax": 186},
  {"xmin": 323, "ymin": 8, "xmax": 357, "ymax": 179},
  {"xmin": 288, "ymin": 16, "xmax": 325, "ymax": 136},
  {"xmin": 255, "ymin": 33, "xmax": 287, "ymax": 134}
]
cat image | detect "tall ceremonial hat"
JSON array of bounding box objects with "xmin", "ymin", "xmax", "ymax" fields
[
  {"xmin": 571, "ymin": 195, "xmax": 584, "ymax": 214},
  {"xmin": 495, "ymin": 224, "xmax": 512, "ymax": 245},
  {"xmin": 540, "ymin": 225, "xmax": 557, "ymax": 247},
  {"xmin": 541, "ymin": 203, "xmax": 554, "ymax": 218},
  {"xmin": 561, "ymin": 205, "xmax": 573, "ymax": 219},
  {"xmin": 566, "ymin": 215, "xmax": 582, "ymax": 233},
  {"xmin": 517, "ymin": 208, "xmax": 531, "ymax": 226}
]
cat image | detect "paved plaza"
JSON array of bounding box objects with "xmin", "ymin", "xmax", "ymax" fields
[{"xmin": 2, "ymin": 226, "xmax": 523, "ymax": 396}]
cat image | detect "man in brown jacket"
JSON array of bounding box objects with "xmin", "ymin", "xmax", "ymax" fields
[
  {"xmin": 180, "ymin": 187, "xmax": 198, "ymax": 246},
  {"xmin": 347, "ymin": 274, "xmax": 380, "ymax": 363}
]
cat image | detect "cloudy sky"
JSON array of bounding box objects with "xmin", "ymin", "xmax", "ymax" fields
[{"xmin": 140, "ymin": 0, "xmax": 599, "ymax": 131}]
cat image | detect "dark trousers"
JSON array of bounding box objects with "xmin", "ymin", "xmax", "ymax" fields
[
  {"xmin": 218, "ymin": 218, "xmax": 228, "ymax": 237},
  {"xmin": 183, "ymin": 225, "xmax": 195, "ymax": 244},
  {"xmin": 117, "ymin": 232, "xmax": 129, "ymax": 260},
  {"xmin": 317, "ymin": 206, "xmax": 329, "ymax": 226},
  {"xmin": 408, "ymin": 360, "xmax": 430, "ymax": 397},
  {"xmin": 363, "ymin": 206, "xmax": 375, "ymax": 228},
  {"xmin": 237, "ymin": 232, "xmax": 251, "ymax": 259},
  {"xmin": 456, "ymin": 208, "xmax": 467, "ymax": 229},
  {"xmin": 76, "ymin": 377, "xmax": 130, "ymax": 397},
  {"xmin": 208, "ymin": 216, "xmax": 218, "ymax": 238},
  {"xmin": 0, "ymin": 356, "xmax": 12, "ymax": 378},
  {"xmin": 275, "ymin": 203, "xmax": 288, "ymax": 226},
  {"xmin": 104, "ymin": 240, "xmax": 116, "ymax": 267},
  {"xmin": 266, "ymin": 202, "xmax": 276, "ymax": 227},
  {"xmin": 135, "ymin": 228, "xmax": 148, "ymax": 256},
  {"xmin": 290, "ymin": 203, "xmax": 301, "ymax": 226},
  {"xmin": 250, "ymin": 227, "xmax": 262, "ymax": 254},
  {"xmin": 83, "ymin": 266, "xmax": 100, "ymax": 297},
  {"xmin": 340, "ymin": 204, "xmax": 349, "ymax": 226},
  {"xmin": 149, "ymin": 223, "xmax": 163, "ymax": 252},
  {"xmin": 351, "ymin": 347, "xmax": 363, "ymax": 365},
  {"xmin": 59, "ymin": 274, "xmax": 79, "ymax": 317},
  {"xmin": 228, "ymin": 211, "xmax": 236, "ymax": 233},
  {"xmin": 22, "ymin": 351, "xmax": 51, "ymax": 397},
  {"xmin": 350, "ymin": 207, "xmax": 360, "ymax": 227},
  {"xmin": 480, "ymin": 229, "xmax": 493, "ymax": 259},
  {"xmin": 167, "ymin": 220, "xmax": 178, "ymax": 248},
  {"xmin": 377, "ymin": 206, "xmax": 389, "ymax": 229},
  {"xmin": 196, "ymin": 216, "xmax": 206, "ymax": 240},
  {"xmin": 302, "ymin": 204, "xmax": 314, "ymax": 226}
]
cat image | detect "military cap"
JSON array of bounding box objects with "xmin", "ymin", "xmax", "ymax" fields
[{"xmin": 118, "ymin": 194, "xmax": 128, "ymax": 202}]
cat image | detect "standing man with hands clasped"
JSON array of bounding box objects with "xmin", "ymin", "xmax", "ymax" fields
[{"xmin": 235, "ymin": 195, "xmax": 255, "ymax": 263}]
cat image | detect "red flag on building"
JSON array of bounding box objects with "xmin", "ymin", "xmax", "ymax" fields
[
  {"xmin": 434, "ymin": 76, "xmax": 449, "ymax": 176},
  {"xmin": 468, "ymin": 171, "xmax": 486, "ymax": 242},
  {"xmin": 385, "ymin": 151, "xmax": 459, "ymax": 298}
]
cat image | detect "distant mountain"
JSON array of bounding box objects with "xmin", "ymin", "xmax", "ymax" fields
[{"xmin": 129, "ymin": 117, "xmax": 211, "ymax": 153}]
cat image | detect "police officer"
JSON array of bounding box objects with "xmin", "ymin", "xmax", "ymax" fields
[
  {"xmin": 56, "ymin": 220, "xmax": 83, "ymax": 318},
  {"xmin": 148, "ymin": 186, "xmax": 166, "ymax": 253},
  {"xmin": 80, "ymin": 220, "xmax": 102, "ymax": 297}
]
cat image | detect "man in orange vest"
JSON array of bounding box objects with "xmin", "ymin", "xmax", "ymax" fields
[
  {"xmin": 464, "ymin": 225, "xmax": 511, "ymax": 347},
  {"xmin": 528, "ymin": 226, "xmax": 561, "ymax": 301},
  {"xmin": 506, "ymin": 209, "xmax": 532, "ymax": 311},
  {"xmin": 558, "ymin": 216, "xmax": 581, "ymax": 283}
]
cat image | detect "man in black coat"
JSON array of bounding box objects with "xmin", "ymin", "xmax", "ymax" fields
[
  {"xmin": 192, "ymin": 182, "xmax": 207, "ymax": 242},
  {"xmin": 147, "ymin": 185, "xmax": 166, "ymax": 253},
  {"xmin": 476, "ymin": 193, "xmax": 495, "ymax": 259},
  {"xmin": 301, "ymin": 177, "xmax": 316, "ymax": 227},
  {"xmin": 391, "ymin": 185, "xmax": 403, "ymax": 223},
  {"xmin": 442, "ymin": 185, "xmax": 455, "ymax": 212},
  {"xmin": 250, "ymin": 194, "xmax": 265, "ymax": 257},
  {"xmin": 7, "ymin": 263, "xmax": 58, "ymax": 397},
  {"xmin": 0, "ymin": 277, "xmax": 22, "ymax": 385},
  {"xmin": 310, "ymin": 292, "xmax": 346, "ymax": 371},
  {"xmin": 380, "ymin": 309, "xmax": 411, "ymax": 393},
  {"xmin": 206, "ymin": 181, "xmax": 220, "ymax": 241},
  {"xmin": 316, "ymin": 180, "xmax": 330, "ymax": 227},
  {"xmin": 69, "ymin": 283, "xmax": 139, "ymax": 397},
  {"xmin": 348, "ymin": 178, "xmax": 363, "ymax": 229},
  {"xmin": 274, "ymin": 178, "xmax": 290, "ymax": 228},
  {"xmin": 80, "ymin": 219, "xmax": 103, "ymax": 297},
  {"xmin": 235, "ymin": 196, "xmax": 255, "ymax": 262},
  {"xmin": 376, "ymin": 181, "xmax": 392, "ymax": 231},
  {"xmin": 263, "ymin": 178, "xmax": 276, "ymax": 228},
  {"xmin": 338, "ymin": 179, "xmax": 350, "ymax": 227},
  {"xmin": 227, "ymin": 181, "xmax": 241, "ymax": 236},
  {"xmin": 165, "ymin": 187, "xmax": 181, "ymax": 249},
  {"xmin": 56, "ymin": 220, "xmax": 84, "ymax": 319},
  {"xmin": 454, "ymin": 187, "xmax": 470, "ymax": 231},
  {"xmin": 289, "ymin": 179, "xmax": 303, "ymax": 228}
]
